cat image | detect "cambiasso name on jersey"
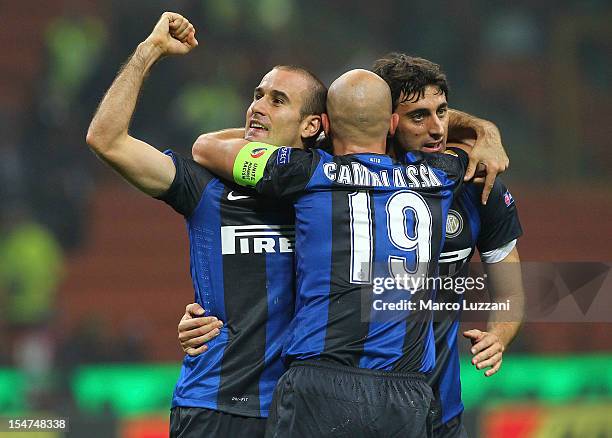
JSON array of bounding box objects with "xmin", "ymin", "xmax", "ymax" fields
[
  {"xmin": 221, "ymin": 225, "xmax": 295, "ymax": 255},
  {"xmin": 322, "ymin": 162, "xmax": 442, "ymax": 188}
]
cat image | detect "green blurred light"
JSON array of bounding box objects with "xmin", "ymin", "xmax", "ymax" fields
[
  {"xmin": 71, "ymin": 364, "xmax": 180, "ymax": 415},
  {"xmin": 0, "ymin": 368, "xmax": 26, "ymax": 413},
  {"xmin": 255, "ymin": 0, "xmax": 294, "ymax": 31},
  {"xmin": 2, "ymin": 355, "xmax": 612, "ymax": 416},
  {"xmin": 459, "ymin": 354, "xmax": 612, "ymax": 409}
]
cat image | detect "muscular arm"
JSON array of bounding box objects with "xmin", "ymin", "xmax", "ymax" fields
[
  {"xmin": 195, "ymin": 138, "xmax": 312, "ymax": 201},
  {"xmin": 86, "ymin": 12, "xmax": 197, "ymax": 197},
  {"xmin": 464, "ymin": 246, "xmax": 524, "ymax": 376},
  {"xmin": 448, "ymin": 109, "xmax": 509, "ymax": 205},
  {"xmin": 192, "ymin": 128, "xmax": 245, "ymax": 155},
  {"xmin": 191, "ymin": 133, "xmax": 249, "ymax": 182},
  {"xmin": 447, "ymin": 109, "xmax": 497, "ymax": 143}
]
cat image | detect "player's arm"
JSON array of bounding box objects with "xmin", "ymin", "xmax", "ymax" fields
[
  {"xmin": 192, "ymin": 128, "xmax": 245, "ymax": 161},
  {"xmin": 193, "ymin": 128, "xmax": 245, "ymax": 154},
  {"xmin": 195, "ymin": 138, "xmax": 313, "ymax": 197},
  {"xmin": 86, "ymin": 12, "xmax": 198, "ymax": 197},
  {"xmin": 191, "ymin": 131, "xmax": 250, "ymax": 181},
  {"xmin": 448, "ymin": 109, "xmax": 509, "ymax": 205},
  {"xmin": 191, "ymin": 128, "xmax": 245, "ymax": 172},
  {"xmin": 178, "ymin": 303, "xmax": 223, "ymax": 356},
  {"xmin": 464, "ymin": 247, "xmax": 524, "ymax": 376}
]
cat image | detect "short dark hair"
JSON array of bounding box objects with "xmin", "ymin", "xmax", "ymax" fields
[
  {"xmin": 371, "ymin": 53, "xmax": 449, "ymax": 111},
  {"xmin": 273, "ymin": 65, "xmax": 327, "ymax": 117}
]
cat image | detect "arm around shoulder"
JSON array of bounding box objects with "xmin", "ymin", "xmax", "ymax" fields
[{"xmin": 192, "ymin": 133, "xmax": 252, "ymax": 182}]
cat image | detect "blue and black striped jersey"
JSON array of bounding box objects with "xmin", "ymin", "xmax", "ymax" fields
[
  {"xmin": 427, "ymin": 159, "xmax": 523, "ymax": 424},
  {"xmin": 251, "ymin": 146, "xmax": 468, "ymax": 373},
  {"xmin": 157, "ymin": 151, "xmax": 295, "ymax": 418}
]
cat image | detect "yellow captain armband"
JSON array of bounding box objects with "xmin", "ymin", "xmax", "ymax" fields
[{"xmin": 232, "ymin": 142, "xmax": 280, "ymax": 187}]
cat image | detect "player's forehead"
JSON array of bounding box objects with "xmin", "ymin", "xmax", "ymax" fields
[
  {"xmin": 397, "ymin": 85, "xmax": 447, "ymax": 114},
  {"xmin": 256, "ymin": 68, "xmax": 308, "ymax": 100}
]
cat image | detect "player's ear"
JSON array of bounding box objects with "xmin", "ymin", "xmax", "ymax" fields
[
  {"xmin": 322, "ymin": 113, "xmax": 330, "ymax": 136},
  {"xmin": 301, "ymin": 114, "xmax": 322, "ymax": 139},
  {"xmin": 389, "ymin": 113, "xmax": 399, "ymax": 136}
]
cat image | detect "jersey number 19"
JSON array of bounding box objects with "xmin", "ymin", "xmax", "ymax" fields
[{"xmin": 349, "ymin": 190, "xmax": 433, "ymax": 290}]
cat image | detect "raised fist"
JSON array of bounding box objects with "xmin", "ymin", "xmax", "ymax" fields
[{"xmin": 145, "ymin": 12, "xmax": 198, "ymax": 56}]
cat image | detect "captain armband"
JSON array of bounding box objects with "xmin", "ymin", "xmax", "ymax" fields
[{"xmin": 232, "ymin": 142, "xmax": 279, "ymax": 187}]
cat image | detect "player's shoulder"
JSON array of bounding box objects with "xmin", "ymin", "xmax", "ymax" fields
[
  {"xmin": 254, "ymin": 146, "xmax": 322, "ymax": 198},
  {"xmin": 462, "ymin": 177, "xmax": 518, "ymax": 221},
  {"xmin": 442, "ymin": 146, "xmax": 469, "ymax": 166},
  {"xmin": 417, "ymin": 147, "xmax": 468, "ymax": 178},
  {"xmin": 312, "ymin": 147, "xmax": 333, "ymax": 161},
  {"xmin": 163, "ymin": 149, "xmax": 216, "ymax": 182},
  {"xmin": 268, "ymin": 146, "xmax": 322, "ymax": 169},
  {"xmin": 156, "ymin": 149, "xmax": 217, "ymax": 217}
]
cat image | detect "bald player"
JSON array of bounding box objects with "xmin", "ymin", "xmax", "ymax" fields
[{"xmin": 193, "ymin": 69, "xmax": 468, "ymax": 437}]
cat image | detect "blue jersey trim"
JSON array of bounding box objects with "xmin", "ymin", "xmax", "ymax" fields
[
  {"xmin": 282, "ymin": 191, "xmax": 333, "ymax": 361},
  {"xmin": 434, "ymin": 185, "xmax": 481, "ymax": 422},
  {"xmin": 172, "ymin": 180, "xmax": 225, "ymax": 411},
  {"xmin": 259, "ymin": 251, "xmax": 293, "ymax": 415},
  {"xmin": 439, "ymin": 321, "xmax": 464, "ymax": 423}
]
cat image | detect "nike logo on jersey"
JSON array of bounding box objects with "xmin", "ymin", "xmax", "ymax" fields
[{"xmin": 227, "ymin": 191, "xmax": 251, "ymax": 201}]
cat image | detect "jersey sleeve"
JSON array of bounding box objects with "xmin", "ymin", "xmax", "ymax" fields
[
  {"xmin": 155, "ymin": 150, "xmax": 215, "ymax": 218},
  {"xmin": 473, "ymin": 179, "xmax": 523, "ymax": 253},
  {"xmin": 232, "ymin": 142, "xmax": 316, "ymax": 198}
]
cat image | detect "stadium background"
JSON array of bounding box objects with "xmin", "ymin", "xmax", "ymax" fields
[{"xmin": 0, "ymin": 0, "xmax": 610, "ymax": 436}]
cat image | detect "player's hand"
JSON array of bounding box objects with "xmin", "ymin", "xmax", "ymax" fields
[
  {"xmin": 145, "ymin": 12, "xmax": 198, "ymax": 56},
  {"xmin": 463, "ymin": 123, "xmax": 509, "ymax": 205},
  {"xmin": 178, "ymin": 303, "xmax": 223, "ymax": 356},
  {"xmin": 463, "ymin": 329, "xmax": 504, "ymax": 377}
]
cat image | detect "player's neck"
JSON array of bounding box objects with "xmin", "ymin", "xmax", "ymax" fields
[{"xmin": 332, "ymin": 138, "xmax": 386, "ymax": 156}]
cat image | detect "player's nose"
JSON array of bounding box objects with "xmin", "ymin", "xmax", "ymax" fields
[
  {"xmin": 249, "ymin": 96, "xmax": 269, "ymax": 117},
  {"xmin": 429, "ymin": 116, "xmax": 445, "ymax": 139}
]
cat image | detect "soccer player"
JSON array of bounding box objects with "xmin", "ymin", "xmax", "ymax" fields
[
  {"xmin": 184, "ymin": 57, "xmax": 523, "ymax": 437},
  {"xmin": 372, "ymin": 52, "xmax": 524, "ymax": 438},
  {"xmin": 192, "ymin": 69, "xmax": 469, "ymax": 436},
  {"xmin": 85, "ymin": 12, "xmax": 327, "ymax": 437}
]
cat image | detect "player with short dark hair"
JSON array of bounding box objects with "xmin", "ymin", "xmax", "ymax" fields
[
  {"xmin": 192, "ymin": 69, "xmax": 470, "ymax": 437},
  {"xmin": 372, "ymin": 53, "xmax": 449, "ymax": 109},
  {"xmin": 374, "ymin": 52, "xmax": 509, "ymax": 206},
  {"xmin": 373, "ymin": 52, "xmax": 524, "ymax": 438},
  {"xmin": 85, "ymin": 12, "xmax": 327, "ymax": 437}
]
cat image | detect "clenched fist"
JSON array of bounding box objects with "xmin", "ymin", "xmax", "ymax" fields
[{"xmin": 144, "ymin": 12, "xmax": 198, "ymax": 56}]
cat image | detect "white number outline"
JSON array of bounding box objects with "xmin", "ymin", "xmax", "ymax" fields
[
  {"xmin": 349, "ymin": 190, "xmax": 433, "ymax": 286},
  {"xmin": 349, "ymin": 191, "xmax": 373, "ymax": 284}
]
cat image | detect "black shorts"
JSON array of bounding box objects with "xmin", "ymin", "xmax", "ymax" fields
[
  {"xmin": 429, "ymin": 398, "xmax": 467, "ymax": 438},
  {"xmin": 431, "ymin": 414, "xmax": 467, "ymax": 438},
  {"xmin": 170, "ymin": 406, "xmax": 267, "ymax": 438},
  {"xmin": 265, "ymin": 360, "xmax": 434, "ymax": 438}
]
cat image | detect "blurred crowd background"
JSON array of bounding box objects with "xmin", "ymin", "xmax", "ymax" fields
[{"xmin": 0, "ymin": 0, "xmax": 610, "ymax": 436}]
